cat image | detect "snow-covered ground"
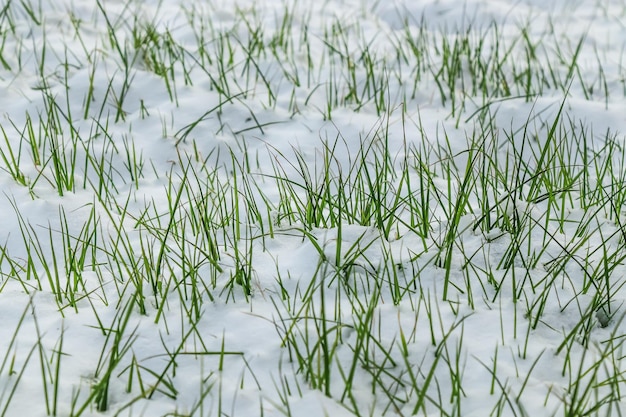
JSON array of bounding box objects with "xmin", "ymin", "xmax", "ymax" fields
[{"xmin": 1, "ymin": 0, "xmax": 626, "ymax": 415}]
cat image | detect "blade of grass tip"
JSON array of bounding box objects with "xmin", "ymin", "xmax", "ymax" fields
[
  {"xmin": 145, "ymin": 320, "xmax": 243, "ymax": 401},
  {"xmin": 440, "ymin": 145, "xmax": 479, "ymax": 300},
  {"xmin": 0, "ymin": 295, "xmax": 34, "ymax": 378},
  {"xmin": 31, "ymin": 299, "xmax": 54, "ymax": 415},
  {"xmin": 475, "ymin": 357, "xmax": 521, "ymax": 417},
  {"xmin": 50, "ymin": 324, "xmax": 64, "ymax": 416},
  {"xmin": 174, "ymin": 92, "xmax": 246, "ymax": 145},
  {"xmin": 410, "ymin": 313, "xmax": 472, "ymax": 414},
  {"xmin": 73, "ymin": 294, "xmax": 139, "ymax": 416},
  {"xmin": 0, "ymin": 343, "xmax": 39, "ymax": 417},
  {"xmin": 0, "ymin": 295, "xmax": 40, "ymax": 417},
  {"xmin": 0, "ymin": 125, "xmax": 28, "ymax": 186},
  {"xmin": 151, "ymin": 159, "xmax": 194, "ymax": 324},
  {"xmin": 526, "ymin": 88, "xmax": 570, "ymax": 203}
]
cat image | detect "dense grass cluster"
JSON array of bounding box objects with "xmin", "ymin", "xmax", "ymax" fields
[{"xmin": 0, "ymin": 0, "xmax": 626, "ymax": 416}]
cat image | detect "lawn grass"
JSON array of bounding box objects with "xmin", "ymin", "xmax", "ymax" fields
[{"xmin": 0, "ymin": 0, "xmax": 625, "ymax": 416}]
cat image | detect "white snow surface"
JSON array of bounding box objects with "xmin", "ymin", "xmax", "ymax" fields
[{"xmin": 0, "ymin": 0, "xmax": 625, "ymax": 416}]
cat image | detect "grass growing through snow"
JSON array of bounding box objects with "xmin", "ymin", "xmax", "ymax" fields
[{"xmin": 0, "ymin": 0, "xmax": 626, "ymax": 415}]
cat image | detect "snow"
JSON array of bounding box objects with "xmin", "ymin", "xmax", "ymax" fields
[{"xmin": 1, "ymin": 0, "xmax": 626, "ymax": 416}]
